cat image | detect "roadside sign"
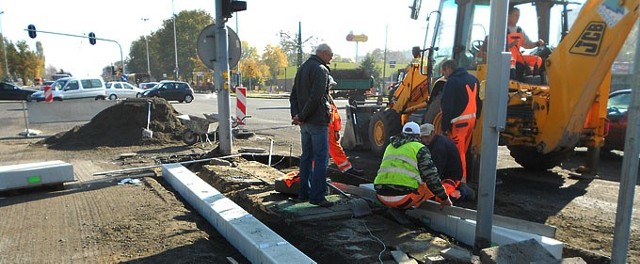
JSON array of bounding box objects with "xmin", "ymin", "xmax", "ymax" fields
[
  {"xmin": 389, "ymin": 60, "xmax": 396, "ymax": 68},
  {"xmin": 197, "ymin": 24, "xmax": 242, "ymax": 70},
  {"xmin": 346, "ymin": 33, "xmax": 368, "ymax": 42},
  {"xmin": 120, "ymin": 75, "xmax": 128, "ymax": 82}
]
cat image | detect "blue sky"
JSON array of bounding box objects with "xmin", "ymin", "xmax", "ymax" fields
[{"xmin": 0, "ymin": 0, "xmax": 546, "ymax": 77}]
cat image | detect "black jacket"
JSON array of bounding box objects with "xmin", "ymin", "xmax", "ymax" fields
[
  {"xmin": 440, "ymin": 67, "xmax": 481, "ymax": 132},
  {"xmin": 289, "ymin": 55, "xmax": 331, "ymax": 126},
  {"xmin": 427, "ymin": 134, "xmax": 462, "ymax": 182}
]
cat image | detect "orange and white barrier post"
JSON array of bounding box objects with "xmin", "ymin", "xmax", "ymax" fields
[
  {"xmin": 235, "ymin": 86, "xmax": 247, "ymax": 126},
  {"xmin": 44, "ymin": 85, "xmax": 53, "ymax": 102}
]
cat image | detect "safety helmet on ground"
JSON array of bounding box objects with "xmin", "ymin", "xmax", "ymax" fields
[{"xmin": 402, "ymin": 122, "xmax": 421, "ymax": 135}]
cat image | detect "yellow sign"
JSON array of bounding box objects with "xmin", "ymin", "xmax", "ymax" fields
[{"xmin": 346, "ymin": 34, "xmax": 368, "ymax": 42}]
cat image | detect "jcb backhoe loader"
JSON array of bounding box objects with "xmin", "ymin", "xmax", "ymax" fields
[{"xmin": 342, "ymin": 0, "xmax": 639, "ymax": 176}]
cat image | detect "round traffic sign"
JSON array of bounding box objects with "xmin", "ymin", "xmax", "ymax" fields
[{"xmin": 197, "ymin": 24, "xmax": 242, "ymax": 70}]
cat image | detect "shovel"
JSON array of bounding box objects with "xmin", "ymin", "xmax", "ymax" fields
[
  {"xmin": 326, "ymin": 180, "xmax": 372, "ymax": 217},
  {"xmin": 142, "ymin": 101, "xmax": 153, "ymax": 138}
]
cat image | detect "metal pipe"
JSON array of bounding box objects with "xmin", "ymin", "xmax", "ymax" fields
[
  {"xmin": 474, "ymin": 0, "xmax": 510, "ymax": 252},
  {"xmin": 611, "ymin": 19, "xmax": 640, "ymax": 264},
  {"xmin": 92, "ymin": 152, "xmax": 265, "ymax": 176}
]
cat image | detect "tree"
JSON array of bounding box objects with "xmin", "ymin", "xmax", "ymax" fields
[
  {"xmin": 261, "ymin": 45, "xmax": 288, "ymax": 85},
  {"xmin": 359, "ymin": 53, "xmax": 381, "ymax": 89},
  {"xmin": 126, "ymin": 10, "xmax": 212, "ymax": 81},
  {"xmin": 240, "ymin": 57, "xmax": 268, "ymax": 89},
  {"xmin": 6, "ymin": 40, "xmax": 41, "ymax": 85}
]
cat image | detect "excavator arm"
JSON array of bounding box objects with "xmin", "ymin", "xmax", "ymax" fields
[{"xmin": 539, "ymin": 0, "xmax": 639, "ymax": 153}]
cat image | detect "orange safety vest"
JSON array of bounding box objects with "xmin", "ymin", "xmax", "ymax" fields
[
  {"xmin": 328, "ymin": 101, "xmax": 352, "ymax": 172},
  {"xmin": 448, "ymin": 82, "xmax": 478, "ymax": 183},
  {"xmin": 507, "ymin": 30, "xmax": 526, "ymax": 68},
  {"xmin": 507, "ymin": 28, "xmax": 542, "ymax": 76}
]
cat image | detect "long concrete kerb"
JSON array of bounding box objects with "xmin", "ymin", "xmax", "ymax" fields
[{"xmin": 162, "ymin": 163, "xmax": 316, "ymax": 264}]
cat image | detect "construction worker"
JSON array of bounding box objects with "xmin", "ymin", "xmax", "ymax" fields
[
  {"xmin": 507, "ymin": 6, "xmax": 545, "ymax": 79},
  {"xmin": 478, "ymin": 6, "xmax": 544, "ymax": 79},
  {"xmin": 440, "ymin": 59, "xmax": 481, "ymax": 185},
  {"xmin": 419, "ymin": 123, "xmax": 473, "ymax": 201},
  {"xmin": 374, "ymin": 122, "xmax": 452, "ymax": 209},
  {"xmin": 327, "ymin": 76, "xmax": 363, "ymax": 176}
]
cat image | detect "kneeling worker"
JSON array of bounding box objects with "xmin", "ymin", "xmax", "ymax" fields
[
  {"xmin": 374, "ymin": 122, "xmax": 453, "ymax": 209},
  {"xmin": 419, "ymin": 123, "xmax": 464, "ymax": 200}
]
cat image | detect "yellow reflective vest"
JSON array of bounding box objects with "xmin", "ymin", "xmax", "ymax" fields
[{"xmin": 374, "ymin": 141, "xmax": 424, "ymax": 189}]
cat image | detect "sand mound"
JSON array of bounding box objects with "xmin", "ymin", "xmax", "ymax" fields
[{"xmin": 44, "ymin": 98, "xmax": 186, "ymax": 149}]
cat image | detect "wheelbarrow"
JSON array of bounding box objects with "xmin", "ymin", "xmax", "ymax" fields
[{"xmin": 177, "ymin": 114, "xmax": 219, "ymax": 145}]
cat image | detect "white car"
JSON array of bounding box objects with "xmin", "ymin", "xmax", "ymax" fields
[
  {"xmin": 30, "ymin": 77, "xmax": 107, "ymax": 101},
  {"xmin": 105, "ymin": 82, "xmax": 145, "ymax": 100}
]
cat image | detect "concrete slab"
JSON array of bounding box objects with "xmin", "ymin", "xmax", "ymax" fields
[
  {"xmin": 162, "ymin": 163, "xmax": 315, "ymax": 264},
  {"xmin": 0, "ymin": 160, "xmax": 74, "ymax": 191},
  {"xmin": 479, "ymin": 239, "xmax": 558, "ymax": 264},
  {"xmin": 391, "ymin": 250, "xmax": 418, "ymax": 264}
]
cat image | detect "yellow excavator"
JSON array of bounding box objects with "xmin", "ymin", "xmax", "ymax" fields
[{"xmin": 342, "ymin": 0, "xmax": 639, "ymax": 176}]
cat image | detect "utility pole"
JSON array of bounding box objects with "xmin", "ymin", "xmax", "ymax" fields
[
  {"xmin": 0, "ymin": 11, "xmax": 9, "ymax": 79},
  {"xmin": 141, "ymin": 18, "xmax": 151, "ymax": 80},
  {"xmin": 280, "ymin": 22, "xmax": 311, "ymax": 69},
  {"xmin": 297, "ymin": 21, "xmax": 302, "ymax": 69},
  {"xmin": 172, "ymin": 0, "xmax": 179, "ymax": 80}
]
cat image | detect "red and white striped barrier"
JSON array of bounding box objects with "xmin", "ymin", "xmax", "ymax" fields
[
  {"xmin": 44, "ymin": 85, "xmax": 53, "ymax": 102},
  {"xmin": 235, "ymin": 86, "xmax": 247, "ymax": 126}
]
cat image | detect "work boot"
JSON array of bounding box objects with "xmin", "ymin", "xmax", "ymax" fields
[{"xmin": 345, "ymin": 168, "xmax": 364, "ymax": 176}]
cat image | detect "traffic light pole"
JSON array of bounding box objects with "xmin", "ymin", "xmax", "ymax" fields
[
  {"xmin": 24, "ymin": 28, "xmax": 124, "ymax": 74},
  {"xmin": 215, "ymin": 0, "xmax": 233, "ymax": 155}
]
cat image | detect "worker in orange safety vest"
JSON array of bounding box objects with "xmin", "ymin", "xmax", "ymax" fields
[
  {"xmin": 507, "ymin": 6, "xmax": 545, "ymax": 79},
  {"xmin": 327, "ymin": 76, "xmax": 363, "ymax": 176},
  {"xmin": 440, "ymin": 59, "xmax": 481, "ymax": 185}
]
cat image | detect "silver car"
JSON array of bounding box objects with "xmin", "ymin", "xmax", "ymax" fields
[{"xmin": 105, "ymin": 81, "xmax": 145, "ymax": 100}]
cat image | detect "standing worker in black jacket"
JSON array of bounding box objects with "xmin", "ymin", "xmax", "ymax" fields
[
  {"xmin": 440, "ymin": 59, "xmax": 481, "ymax": 186},
  {"xmin": 289, "ymin": 43, "xmax": 335, "ymax": 207}
]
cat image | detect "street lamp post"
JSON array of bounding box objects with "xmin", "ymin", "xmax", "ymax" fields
[
  {"xmin": 141, "ymin": 18, "xmax": 151, "ymax": 80},
  {"xmin": 0, "ymin": 11, "xmax": 9, "ymax": 79},
  {"xmin": 171, "ymin": 0, "xmax": 179, "ymax": 80},
  {"xmin": 279, "ymin": 21, "xmax": 312, "ymax": 69}
]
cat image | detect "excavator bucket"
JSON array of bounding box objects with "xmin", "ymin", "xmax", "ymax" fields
[{"xmin": 341, "ymin": 103, "xmax": 384, "ymax": 150}]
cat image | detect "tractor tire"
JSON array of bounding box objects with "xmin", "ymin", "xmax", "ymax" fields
[
  {"xmin": 182, "ymin": 130, "xmax": 198, "ymax": 145},
  {"xmin": 507, "ymin": 145, "xmax": 574, "ymax": 171},
  {"xmin": 368, "ymin": 109, "xmax": 402, "ymax": 157}
]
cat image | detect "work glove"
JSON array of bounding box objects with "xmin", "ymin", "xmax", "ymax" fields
[{"xmin": 439, "ymin": 196, "xmax": 453, "ymax": 209}]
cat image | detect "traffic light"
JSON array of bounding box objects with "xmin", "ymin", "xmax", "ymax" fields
[
  {"xmin": 221, "ymin": 0, "xmax": 247, "ymax": 18},
  {"xmin": 88, "ymin": 32, "xmax": 96, "ymax": 45},
  {"xmin": 27, "ymin": 24, "xmax": 37, "ymax": 39}
]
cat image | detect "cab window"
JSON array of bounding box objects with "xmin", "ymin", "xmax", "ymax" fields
[{"xmin": 67, "ymin": 80, "xmax": 80, "ymax": 90}]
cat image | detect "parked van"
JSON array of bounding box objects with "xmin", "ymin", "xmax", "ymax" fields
[{"xmin": 30, "ymin": 77, "xmax": 107, "ymax": 102}]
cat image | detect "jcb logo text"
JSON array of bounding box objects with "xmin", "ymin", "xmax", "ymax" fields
[{"xmin": 570, "ymin": 22, "xmax": 605, "ymax": 56}]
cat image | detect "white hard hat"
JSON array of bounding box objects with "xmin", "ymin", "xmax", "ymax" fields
[
  {"xmin": 328, "ymin": 75, "xmax": 337, "ymax": 87},
  {"xmin": 402, "ymin": 122, "xmax": 421, "ymax": 135}
]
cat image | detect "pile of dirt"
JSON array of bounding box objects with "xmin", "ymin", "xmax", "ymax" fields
[{"xmin": 43, "ymin": 98, "xmax": 186, "ymax": 149}]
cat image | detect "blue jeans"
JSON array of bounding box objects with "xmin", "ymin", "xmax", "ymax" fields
[{"xmin": 298, "ymin": 123, "xmax": 329, "ymax": 203}]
